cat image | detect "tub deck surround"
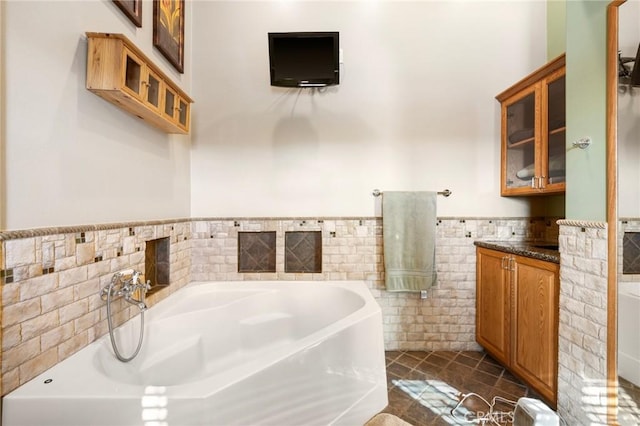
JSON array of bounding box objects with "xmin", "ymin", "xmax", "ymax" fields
[
  {"xmin": 2, "ymin": 280, "xmax": 388, "ymax": 426},
  {"xmin": 473, "ymin": 240, "xmax": 560, "ymax": 263},
  {"xmin": 0, "ymin": 216, "xmax": 562, "ymax": 398}
]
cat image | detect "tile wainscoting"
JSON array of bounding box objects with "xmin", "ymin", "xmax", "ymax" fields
[
  {"xmin": 556, "ymin": 220, "xmax": 609, "ymax": 426},
  {"xmin": 0, "ymin": 216, "xmax": 559, "ymax": 397}
]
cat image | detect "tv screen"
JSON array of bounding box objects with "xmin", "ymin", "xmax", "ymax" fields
[
  {"xmin": 631, "ymin": 42, "xmax": 640, "ymax": 87},
  {"xmin": 268, "ymin": 32, "xmax": 339, "ymax": 88}
]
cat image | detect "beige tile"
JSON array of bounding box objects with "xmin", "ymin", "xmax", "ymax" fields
[
  {"xmin": 4, "ymin": 238, "xmax": 36, "ymax": 269},
  {"xmin": 41, "ymin": 287, "xmax": 74, "ymax": 313},
  {"xmin": 19, "ymin": 274, "xmax": 59, "ymax": 301},
  {"xmin": 2, "ymin": 337, "xmax": 40, "ymax": 374},
  {"xmin": 3, "ymin": 298, "xmax": 41, "ymax": 328},
  {"xmin": 41, "ymin": 323, "xmax": 74, "ymax": 352},
  {"xmin": 19, "ymin": 347, "xmax": 57, "ymax": 385},
  {"xmin": 2, "ymin": 325, "xmax": 22, "ymax": 351},
  {"xmin": 58, "ymin": 299, "xmax": 89, "ymax": 324},
  {"xmin": 2, "ymin": 367, "xmax": 20, "ymax": 395},
  {"xmin": 21, "ymin": 310, "xmax": 60, "ymax": 342},
  {"xmin": 57, "ymin": 332, "xmax": 88, "ymax": 362}
]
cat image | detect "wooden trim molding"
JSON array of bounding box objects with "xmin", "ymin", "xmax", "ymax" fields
[
  {"xmin": 495, "ymin": 54, "xmax": 565, "ymax": 102},
  {"xmin": 606, "ymin": 1, "xmax": 625, "ymax": 424}
]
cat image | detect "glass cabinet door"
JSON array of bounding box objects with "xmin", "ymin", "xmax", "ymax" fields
[
  {"xmin": 545, "ymin": 75, "xmax": 566, "ymax": 187},
  {"xmin": 504, "ymin": 89, "xmax": 538, "ymax": 190},
  {"xmin": 123, "ymin": 49, "xmax": 143, "ymax": 100},
  {"xmin": 178, "ymin": 98, "xmax": 189, "ymax": 128},
  {"xmin": 145, "ymin": 71, "xmax": 162, "ymax": 113},
  {"xmin": 164, "ymin": 87, "xmax": 176, "ymax": 120}
]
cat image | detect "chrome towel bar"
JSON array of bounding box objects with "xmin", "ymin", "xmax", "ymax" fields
[{"xmin": 372, "ymin": 189, "xmax": 452, "ymax": 197}]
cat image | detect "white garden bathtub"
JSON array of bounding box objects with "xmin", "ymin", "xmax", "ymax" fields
[
  {"xmin": 619, "ymin": 281, "xmax": 640, "ymax": 388},
  {"xmin": 2, "ymin": 281, "xmax": 388, "ymax": 426}
]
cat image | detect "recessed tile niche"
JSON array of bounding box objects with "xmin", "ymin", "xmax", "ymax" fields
[
  {"xmin": 145, "ymin": 237, "xmax": 170, "ymax": 294},
  {"xmin": 238, "ymin": 231, "xmax": 277, "ymax": 273},
  {"xmin": 285, "ymin": 231, "xmax": 322, "ymax": 273},
  {"xmin": 623, "ymin": 232, "xmax": 640, "ymax": 274}
]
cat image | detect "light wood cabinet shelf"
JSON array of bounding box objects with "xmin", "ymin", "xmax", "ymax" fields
[
  {"xmin": 496, "ymin": 54, "xmax": 565, "ymax": 196},
  {"xmin": 476, "ymin": 246, "xmax": 559, "ymax": 408},
  {"xmin": 85, "ymin": 32, "xmax": 193, "ymax": 134}
]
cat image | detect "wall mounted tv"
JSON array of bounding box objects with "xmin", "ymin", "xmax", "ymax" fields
[{"xmin": 268, "ymin": 32, "xmax": 339, "ymax": 88}]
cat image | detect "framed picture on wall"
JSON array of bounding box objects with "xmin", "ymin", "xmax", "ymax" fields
[
  {"xmin": 153, "ymin": 0, "xmax": 185, "ymax": 74},
  {"xmin": 113, "ymin": 0, "xmax": 142, "ymax": 28}
]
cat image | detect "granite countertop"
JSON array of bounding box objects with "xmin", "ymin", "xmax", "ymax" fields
[{"xmin": 474, "ymin": 240, "xmax": 560, "ymax": 264}]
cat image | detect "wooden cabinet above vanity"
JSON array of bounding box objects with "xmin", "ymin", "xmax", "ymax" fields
[
  {"xmin": 497, "ymin": 54, "xmax": 565, "ymax": 196},
  {"xmin": 85, "ymin": 32, "xmax": 193, "ymax": 134}
]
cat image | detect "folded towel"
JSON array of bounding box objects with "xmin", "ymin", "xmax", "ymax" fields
[{"xmin": 383, "ymin": 191, "xmax": 437, "ymax": 292}]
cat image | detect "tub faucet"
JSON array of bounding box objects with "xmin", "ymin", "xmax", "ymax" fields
[
  {"xmin": 100, "ymin": 269, "xmax": 151, "ymax": 311},
  {"xmin": 122, "ymin": 271, "xmax": 151, "ymax": 311}
]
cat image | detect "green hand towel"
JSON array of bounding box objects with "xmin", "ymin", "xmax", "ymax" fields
[{"xmin": 383, "ymin": 191, "xmax": 437, "ymax": 292}]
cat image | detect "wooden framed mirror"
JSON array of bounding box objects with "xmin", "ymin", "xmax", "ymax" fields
[{"xmin": 607, "ymin": 1, "xmax": 640, "ymax": 424}]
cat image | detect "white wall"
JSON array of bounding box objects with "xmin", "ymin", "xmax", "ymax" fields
[
  {"xmin": 618, "ymin": 0, "xmax": 640, "ymax": 218},
  {"xmin": 190, "ymin": 1, "xmax": 547, "ymax": 218},
  {"xmin": 3, "ymin": 0, "xmax": 192, "ymax": 229}
]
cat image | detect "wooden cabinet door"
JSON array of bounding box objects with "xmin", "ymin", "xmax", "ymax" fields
[
  {"xmin": 511, "ymin": 255, "xmax": 559, "ymax": 406},
  {"xmin": 500, "ymin": 85, "xmax": 540, "ymax": 196},
  {"xmin": 476, "ymin": 248, "xmax": 511, "ymax": 365},
  {"xmin": 540, "ymin": 68, "xmax": 566, "ymax": 194}
]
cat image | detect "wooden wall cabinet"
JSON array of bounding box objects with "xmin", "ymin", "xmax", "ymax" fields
[
  {"xmin": 86, "ymin": 32, "xmax": 193, "ymax": 134},
  {"xmin": 496, "ymin": 54, "xmax": 565, "ymax": 196},
  {"xmin": 476, "ymin": 247, "xmax": 560, "ymax": 407}
]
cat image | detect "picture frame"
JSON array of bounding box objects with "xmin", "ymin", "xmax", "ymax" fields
[
  {"xmin": 153, "ymin": 0, "xmax": 185, "ymax": 74},
  {"xmin": 112, "ymin": 0, "xmax": 142, "ymax": 28}
]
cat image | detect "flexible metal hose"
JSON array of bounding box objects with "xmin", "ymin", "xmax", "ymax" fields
[{"xmin": 106, "ymin": 280, "xmax": 145, "ymax": 362}]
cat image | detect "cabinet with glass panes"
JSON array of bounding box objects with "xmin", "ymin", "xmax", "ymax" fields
[
  {"xmin": 496, "ymin": 54, "xmax": 565, "ymax": 196},
  {"xmin": 86, "ymin": 32, "xmax": 192, "ymax": 134}
]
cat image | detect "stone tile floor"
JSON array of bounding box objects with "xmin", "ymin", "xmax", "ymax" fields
[
  {"xmin": 619, "ymin": 376, "xmax": 640, "ymax": 425},
  {"xmin": 381, "ymin": 350, "xmax": 540, "ymax": 425}
]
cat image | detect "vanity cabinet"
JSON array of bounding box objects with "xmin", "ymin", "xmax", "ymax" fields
[
  {"xmin": 496, "ymin": 54, "xmax": 565, "ymax": 196},
  {"xmin": 476, "ymin": 246, "xmax": 559, "ymax": 407},
  {"xmin": 86, "ymin": 32, "xmax": 193, "ymax": 134},
  {"xmin": 476, "ymin": 247, "xmax": 511, "ymax": 366}
]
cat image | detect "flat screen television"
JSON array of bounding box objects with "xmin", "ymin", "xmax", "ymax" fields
[
  {"xmin": 268, "ymin": 32, "xmax": 339, "ymax": 88},
  {"xmin": 631, "ymin": 42, "xmax": 640, "ymax": 87}
]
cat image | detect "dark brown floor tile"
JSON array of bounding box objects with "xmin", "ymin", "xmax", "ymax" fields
[
  {"xmin": 452, "ymin": 352, "xmax": 480, "ymax": 369},
  {"xmin": 498, "ymin": 368, "xmax": 520, "ymax": 384},
  {"xmin": 387, "ymin": 371, "xmax": 402, "ymax": 390},
  {"xmin": 423, "ymin": 353, "xmax": 451, "ymax": 368},
  {"xmin": 495, "ymin": 376, "xmax": 528, "ymax": 397},
  {"xmin": 396, "ymin": 353, "xmax": 423, "ymax": 369},
  {"xmin": 460, "ymin": 350, "xmax": 485, "ymax": 360},
  {"xmin": 382, "ymin": 350, "xmax": 532, "ymax": 425},
  {"xmin": 415, "ymin": 360, "xmax": 444, "ymax": 377},
  {"xmin": 434, "ymin": 350, "xmax": 458, "ymax": 360},
  {"xmin": 387, "ymin": 386, "xmax": 415, "ymax": 415},
  {"xmin": 404, "ymin": 351, "xmax": 430, "ymax": 362},
  {"xmin": 475, "ymin": 358, "xmax": 506, "ymax": 377},
  {"xmin": 387, "ymin": 361, "xmax": 413, "ymax": 378},
  {"xmin": 447, "ymin": 359, "xmax": 475, "ymax": 377},
  {"xmin": 404, "ymin": 401, "xmax": 443, "ymax": 426},
  {"xmin": 469, "ymin": 369, "xmax": 500, "ymax": 387},
  {"xmin": 386, "ymin": 351, "xmax": 403, "ymax": 364}
]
